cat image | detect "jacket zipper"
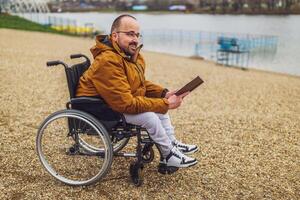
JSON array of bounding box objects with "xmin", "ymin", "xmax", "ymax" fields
[{"xmin": 134, "ymin": 63, "xmax": 145, "ymax": 86}]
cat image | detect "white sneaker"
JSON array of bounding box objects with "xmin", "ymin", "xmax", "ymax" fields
[
  {"xmin": 161, "ymin": 147, "xmax": 197, "ymax": 168},
  {"xmin": 173, "ymin": 140, "xmax": 198, "ymax": 155}
]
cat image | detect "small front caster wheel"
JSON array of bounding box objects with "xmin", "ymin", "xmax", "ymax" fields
[
  {"xmin": 129, "ymin": 162, "xmax": 144, "ymax": 186},
  {"xmin": 142, "ymin": 146, "xmax": 154, "ymax": 163}
]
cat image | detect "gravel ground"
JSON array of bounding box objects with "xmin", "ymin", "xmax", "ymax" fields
[{"xmin": 0, "ymin": 29, "xmax": 299, "ymax": 200}]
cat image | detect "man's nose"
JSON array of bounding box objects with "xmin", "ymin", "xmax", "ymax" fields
[{"xmin": 131, "ymin": 37, "xmax": 138, "ymax": 43}]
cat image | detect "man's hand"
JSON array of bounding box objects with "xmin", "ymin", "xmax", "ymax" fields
[
  {"xmin": 165, "ymin": 90, "xmax": 177, "ymax": 99},
  {"xmin": 165, "ymin": 90, "xmax": 190, "ymax": 99},
  {"xmin": 167, "ymin": 92, "xmax": 190, "ymax": 109}
]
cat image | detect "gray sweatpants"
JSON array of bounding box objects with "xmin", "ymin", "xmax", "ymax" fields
[{"xmin": 123, "ymin": 112, "xmax": 176, "ymax": 157}]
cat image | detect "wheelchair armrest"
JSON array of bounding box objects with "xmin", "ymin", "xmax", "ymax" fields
[{"xmin": 69, "ymin": 97, "xmax": 104, "ymax": 104}]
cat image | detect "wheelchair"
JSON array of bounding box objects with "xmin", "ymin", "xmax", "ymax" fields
[{"xmin": 36, "ymin": 54, "xmax": 178, "ymax": 187}]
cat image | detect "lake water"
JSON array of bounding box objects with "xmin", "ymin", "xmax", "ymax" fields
[{"xmin": 25, "ymin": 13, "xmax": 300, "ymax": 76}]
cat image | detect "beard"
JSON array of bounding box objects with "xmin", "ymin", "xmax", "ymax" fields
[{"xmin": 121, "ymin": 42, "xmax": 138, "ymax": 56}]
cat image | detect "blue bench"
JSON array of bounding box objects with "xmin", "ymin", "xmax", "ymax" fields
[
  {"xmin": 217, "ymin": 37, "xmax": 249, "ymax": 68},
  {"xmin": 218, "ymin": 37, "xmax": 239, "ymax": 52}
]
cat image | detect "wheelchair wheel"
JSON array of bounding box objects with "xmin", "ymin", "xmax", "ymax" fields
[{"xmin": 36, "ymin": 109, "xmax": 113, "ymax": 186}]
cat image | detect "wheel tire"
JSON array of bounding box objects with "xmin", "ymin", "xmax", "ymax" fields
[
  {"xmin": 129, "ymin": 163, "xmax": 144, "ymax": 187},
  {"xmin": 36, "ymin": 109, "xmax": 113, "ymax": 186},
  {"xmin": 142, "ymin": 146, "xmax": 154, "ymax": 163}
]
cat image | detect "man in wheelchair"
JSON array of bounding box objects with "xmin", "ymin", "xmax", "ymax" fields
[{"xmin": 76, "ymin": 14, "xmax": 198, "ymax": 169}]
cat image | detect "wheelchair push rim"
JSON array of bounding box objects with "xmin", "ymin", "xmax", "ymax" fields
[
  {"xmin": 78, "ymin": 130, "xmax": 130, "ymax": 154},
  {"xmin": 36, "ymin": 109, "xmax": 113, "ymax": 186}
]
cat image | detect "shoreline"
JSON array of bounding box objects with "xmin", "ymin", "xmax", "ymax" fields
[
  {"xmin": 9, "ymin": 13, "xmax": 299, "ymax": 77},
  {"xmin": 47, "ymin": 9, "xmax": 300, "ymax": 15},
  {"xmin": 0, "ymin": 26, "xmax": 298, "ymax": 79},
  {"xmin": 47, "ymin": 10, "xmax": 300, "ymax": 16}
]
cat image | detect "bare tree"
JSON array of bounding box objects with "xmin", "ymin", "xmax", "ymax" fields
[
  {"xmin": 285, "ymin": 0, "xmax": 293, "ymax": 10},
  {"xmin": 221, "ymin": 0, "xmax": 228, "ymax": 13},
  {"xmin": 267, "ymin": 0, "xmax": 276, "ymax": 10}
]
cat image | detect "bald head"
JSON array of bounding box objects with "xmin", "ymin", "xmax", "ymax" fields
[{"xmin": 110, "ymin": 14, "xmax": 137, "ymax": 34}]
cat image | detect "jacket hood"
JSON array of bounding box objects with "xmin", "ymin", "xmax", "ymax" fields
[
  {"xmin": 90, "ymin": 35, "xmax": 114, "ymax": 59},
  {"xmin": 90, "ymin": 35, "xmax": 142, "ymax": 62}
]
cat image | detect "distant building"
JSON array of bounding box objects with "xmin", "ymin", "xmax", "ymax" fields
[
  {"xmin": 46, "ymin": 0, "xmax": 300, "ymax": 13},
  {"xmin": 0, "ymin": 0, "xmax": 50, "ymax": 13}
]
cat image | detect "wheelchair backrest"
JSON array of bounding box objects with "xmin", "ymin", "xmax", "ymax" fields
[{"xmin": 65, "ymin": 54, "xmax": 91, "ymax": 99}]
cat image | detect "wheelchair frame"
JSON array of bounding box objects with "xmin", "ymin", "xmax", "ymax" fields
[{"xmin": 36, "ymin": 54, "xmax": 177, "ymax": 187}]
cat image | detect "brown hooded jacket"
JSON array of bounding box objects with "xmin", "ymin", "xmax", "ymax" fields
[{"xmin": 76, "ymin": 35, "xmax": 169, "ymax": 114}]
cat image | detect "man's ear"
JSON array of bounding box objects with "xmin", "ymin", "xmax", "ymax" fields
[{"xmin": 111, "ymin": 32, "xmax": 118, "ymax": 42}]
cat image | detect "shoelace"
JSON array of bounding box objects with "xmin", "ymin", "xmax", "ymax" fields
[
  {"xmin": 173, "ymin": 152, "xmax": 186, "ymax": 164},
  {"xmin": 181, "ymin": 157, "xmax": 186, "ymax": 164},
  {"xmin": 176, "ymin": 143, "xmax": 189, "ymax": 151},
  {"xmin": 172, "ymin": 151, "xmax": 181, "ymax": 159},
  {"xmin": 173, "ymin": 149, "xmax": 189, "ymax": 164}
]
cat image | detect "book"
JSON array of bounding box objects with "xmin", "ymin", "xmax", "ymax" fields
[{"xmin": 175, "ymin": 76, "xmax": 204, "ymax": 96}]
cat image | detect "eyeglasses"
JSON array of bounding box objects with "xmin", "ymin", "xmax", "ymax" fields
[{"xmin": 116, "ymin": 31, "xmax": 142, "ymax": 39}]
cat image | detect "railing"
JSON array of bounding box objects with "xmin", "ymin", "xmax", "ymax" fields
[
  {"xmin": 141, "ymin": 29, "xmax": 278, "ymax": 69},
  {"xmin": 14, "ymin": 13, "xmax": 99, "ymax": 37}
]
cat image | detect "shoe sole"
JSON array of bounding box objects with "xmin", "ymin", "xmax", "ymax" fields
[
  {"xmin": 166, "ymin": 160, "xmax": 198, "ymax": 168},
  {"xmin": 157, "ymin": 164, "xmax": 179, "ymax": 175},
  {"xmin": 158, "ymin": 160, "xmax": 197, "ymax": 175}
]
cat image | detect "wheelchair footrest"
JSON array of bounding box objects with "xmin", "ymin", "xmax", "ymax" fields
[{"xmin": 157, "ymin": 163, "xmax": 178, "ymax": 175}]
